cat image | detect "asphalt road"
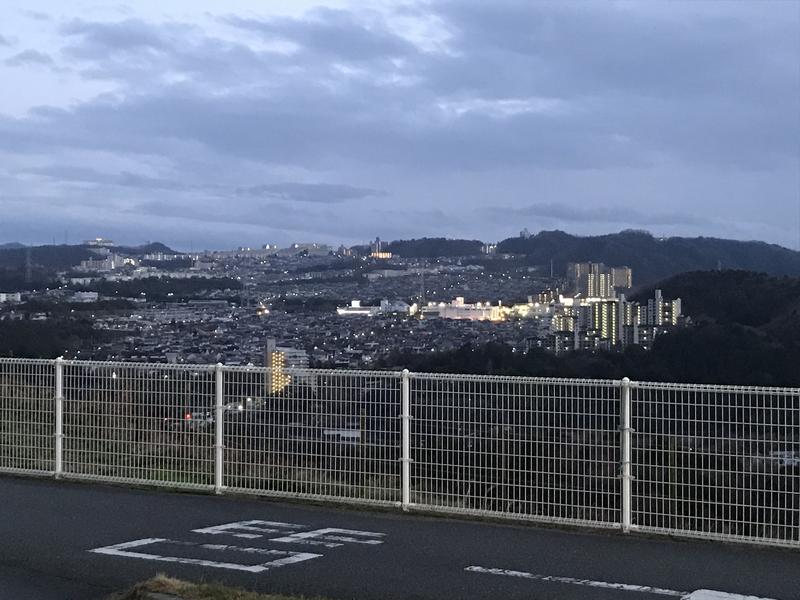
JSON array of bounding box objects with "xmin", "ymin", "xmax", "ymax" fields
[{"xmin": 0, "ymin": 477, "xmax": 797, "ymax": 600}]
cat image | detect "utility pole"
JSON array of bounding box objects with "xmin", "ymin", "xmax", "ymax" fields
[{"xmin": 24, "ymin": 247, "xmax": 32, "ymax": 285}]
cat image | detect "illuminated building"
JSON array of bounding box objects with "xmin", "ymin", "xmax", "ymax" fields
[
  {"xmin": 567, "ymin": 262, "xmax": 633, "ymax": 298},
  {"xmin": 265, "ymin": 338, "xmax": 310, "ymax": 394},
  {"xmin": 337, "ymin": 299, "xmax": 411, "ymax": 316},
  {"xmin": 79, "ymin": 253, "xmax": 137, "ymax": 272},
  {"xmin": 84, "ymin": 237, "xmax": 115, "ymax": 247},
  {"xmin": 337, "ymin": 300, "xmax": 380, "ymax": 316},
  {"xmin": 552, "ymin": 313, "xmax": 576, "ymax": 332},
  {"xmin": 266, "ymin": 343, "xmax": 290, "ymax": 394},
  {"xmin": 369, "ymin": 237, "xmax": 391, "ymax": 259},
  {"xmin": 421, "ymin": 297, "xmax": 503, "ymax": 321},
  {"xmin": 591, "ymin": 300, "xmax": 620, "ymax": 342},
  {"xmin": 643, "ymin": 289, "xmax": 682, "ymax": 326},
  {"xmin": 663, "ymin": 298, "xmax": 682, "ymax": 326}
]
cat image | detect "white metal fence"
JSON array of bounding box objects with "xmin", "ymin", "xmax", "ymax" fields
[{"xmin": 0, "ymin": 358, "xmax": 798, "ymax": 548}]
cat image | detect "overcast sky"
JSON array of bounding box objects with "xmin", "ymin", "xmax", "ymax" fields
[{"xmin": 1, "ymin": 0, "xmax": 798, "ymax": 250}]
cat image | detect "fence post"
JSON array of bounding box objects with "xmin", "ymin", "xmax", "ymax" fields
[
  {"xmin": 214, "ymin": 363, "xmax": 224, "ymax": 494},
  {"xmin": 54, "ymin": 356, "xmax": 64, "ymax": 479},
  {"xmin": 401, "ymin": 369, "xmax": 411, "ymax": 511},
  {"xmin": 620, "ymin": 377, "xmax": 632, "ymax": 533}
]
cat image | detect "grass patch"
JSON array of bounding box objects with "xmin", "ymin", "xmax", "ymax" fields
[{"xmin": 112, "ymin": 574, "xmax": 330, "ymax": 600}]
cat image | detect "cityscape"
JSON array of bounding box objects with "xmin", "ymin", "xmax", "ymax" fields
[{"xmin": 0, "ymin": 234, "xmax": 685, "ymax": 375}]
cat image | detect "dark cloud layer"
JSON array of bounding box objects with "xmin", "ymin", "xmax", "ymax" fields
[{"xmin": 0, "ymin": 1, "xmax": 798, "ymax": 248}]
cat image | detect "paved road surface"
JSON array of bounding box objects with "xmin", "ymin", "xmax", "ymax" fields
[{"xmin": 0, "ymin": 477, "xmax": 797, "ymax": 600}]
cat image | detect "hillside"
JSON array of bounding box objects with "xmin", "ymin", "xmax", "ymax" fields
[
  {"xmin": 496, "ymin": 230, "xmax": 800, "ymax": 285},
  {"xmin": 0, "ymin": 245, "xmax": 94, "ymax": 269},
  {"xmin": 633, "ymin": 270, "xmax": 800, "ymax": 348},
  {"xmin": 0, "ymin": 241, "xmax": 178, "ymax": 270},
  {"xmin": 632, "ymin": 270, "xmax": 800, "ymax": 326},
  {"xmin": 386, "ymin": 238, "xmax": 483, "ymax": 258},
  {"xmin": 111, "ymin": 242, "xmax": 177, "ymax": 255}
]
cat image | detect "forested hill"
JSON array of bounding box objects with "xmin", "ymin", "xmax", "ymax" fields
[
  {"xmin": 633, "ymin": 270, "xmax": 800, "ymax": 348},
  {"xmin": 0, "ymin": 241, "xmax": 178, "ymax": 270},
  {"xmin": 0, "ymin": 245, "xmax": 94, "ymax": 269},
  {"xmin": 633, "ymin": 270, "xmax": 799, "ymax": 325},
  {"xmin": 386, "ymin": 238, "xmax": 483, "ymax": 257},
  {"xmin": 496, "ymin": 230, "xmax": 800, "ymax": 285},
  {"xmin": 111, "ymin": 242, "xmax": 177, "ymax": 255}
]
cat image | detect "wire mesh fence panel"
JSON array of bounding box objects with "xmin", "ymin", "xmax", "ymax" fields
[
  {"xmin": 631, "ymin": 383, "xmax": 800, "ymax": 547},
  {"xmin": 3, "ymin": 355, "xmax": 800, "ymax": 548},
  {"xmin": 61, "ymin": 361, "xmax": 215, "ymax": 489},
  {"xmin": 409, "ymin": 373, "xmax": 621, "ymax": 528},
  {"xmin": 0, "ymin": 358, "xmax": 55, "ymax": 475},
  {"xmin": 222, "ymin": 367, "xmax": 402, "ymax": 506}
]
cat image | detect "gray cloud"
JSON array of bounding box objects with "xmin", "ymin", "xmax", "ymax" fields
[
  {"xmin": 237, "ymin": 182, "xmax": 386, "ymax": 203},
  {"xmin": 8, "ymin": 3, "xmax": 790, "ymax": 173},
  {"xmin": 4, "ymin": 49, "xmax": 54, "ymax": 67},
  {"xmin": 0, "ymin": 34, "xmax": 10, "ymax": 46},
  {"xmin": 133, "ymin": 197, "xmax": 441, "ymax": 241},
  {"xmin": 24, "ymin": 165, "xmax": 183, "ymax": 190},
  {"xmin": 485, "ymin": 203, "xmax": 713, "ymax": 228},
  {"xmin": 24, "ymin": 166, "xmax": 381, "ymax": 204},
  {"xmin": 224, "ymin": 8, "xmax": 418, "ymax": 62},
  {"xmin": 0, "ymin": 1, "xmax": 797, "ymax": 248},
  {"xmin": 22, "ymin": 10, "xmax": 52, "ymax": 22},
  {"xmin": 61, "ymin": 18, "xmax": 174, "ymax": 56}
]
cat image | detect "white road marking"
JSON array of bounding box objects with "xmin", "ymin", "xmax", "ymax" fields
[
  {"xmin": 90, "ymin": 538, "xmax": 321, "ymax": 572},
  {"xmin": 466, "ymin": 566, "xmax": 687, "ymax": 597},
  {"xmin": 270, "ymin": 528, "xmax": 385, "ymax": 548},
  {"xmin": 192, "ymin": 520, "xmax": 304, "ymax": 539},
  {"xmin": 683, "ymin": 592, "xmax": 778, "ymax": 600}
]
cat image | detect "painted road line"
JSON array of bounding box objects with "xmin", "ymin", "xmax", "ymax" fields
[
  {"xmin": 465, "ymin": 566, "xmax": 687, "ymax": 597},
  {"xmin": 270, "ymin": 528, "xmax": 386, "ymax": 548},
  {"xmin": 90, "ymin": 538, "xmax": 321, "ymax": 572},
  {"xmin": 192, "ymin": 520, "xmax": 304, "ymax": 539},
  {"xmin": 683, "ymin": 592, "xmax": 778, "ymax": 600}
]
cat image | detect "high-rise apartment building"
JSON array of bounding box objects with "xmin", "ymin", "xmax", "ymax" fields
[
  {"xmin": 567, "ymin": 262, "xmax": 632, "ymax": 298},
  {"xmin": 591, "ymin": 300, "xmax": 620, "ymax": 342},
  {"xmin": 611, "ymin": 266, "xmax": 633, "ymax": 289},
  {"xmin": 265, "ymin": 338, "xmax": 310, "ymax": 394},
  {"xmin": 549, "ymin": 289, "xmax": 680, "ymax": 351}
]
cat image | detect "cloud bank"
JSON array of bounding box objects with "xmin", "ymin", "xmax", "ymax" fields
[{"xmin": 0, "ymin": 0, "xmax": 797, "ymax": 249}]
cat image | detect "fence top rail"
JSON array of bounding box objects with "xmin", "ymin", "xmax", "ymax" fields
[
  {"xmin": 408, "ymin": 371, "xmax": 621, "ymax": 387},
  {"xmin": 0, "ymin": 357, "xmax": 56, "ymax": 367},
  {"xmin": 629, "ymin": 380, "xmax": 800, "ymax": 396},
  {"xmin": 59, "ymin": 359, "xmax": 217, "ymax": 373},
  {"xmin": 224, "ymin": 365, "xmax": 403, "ymax": 379}
]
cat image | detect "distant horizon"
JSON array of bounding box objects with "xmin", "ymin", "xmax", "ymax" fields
[{"xmin": 3, "ymin": 227, "xmax": 799, "ymax": 254}]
